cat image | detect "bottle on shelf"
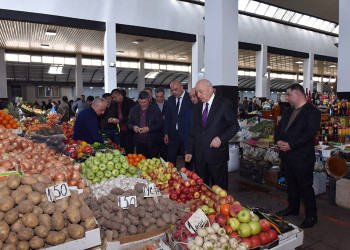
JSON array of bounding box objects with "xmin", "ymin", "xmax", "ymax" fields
[{"xmin": 272, "ymin": 103, "xmax": 281, "ymax": 117}]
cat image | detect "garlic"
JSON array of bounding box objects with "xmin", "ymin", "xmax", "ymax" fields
[
  {"xmin": 206, "ymin": 226, "xmax": 215, "ymax": 235},
  {"xmin": 229, "ymin": 238, "xmax": 239, "ymax": 249},
  {"xmin": 198, "ymin": 228, "xmax": 208, "ymax": 237},
  {"xmin": 219, "ymin": 237, "xmax": 227, "ymax": 244},
  {"xmin": 209, "ymin": 234, "xmax": 218, "ymax": 243},
  {"xmin": 217, "ymin": 228, "xmax": 226, "ymax": 236},
  {"xmin": 212, "ymin": 223, "xmax": 220, "ymax": 233},
  {"xmin": 238, "ymin": 243, "xmax": 249, "ymax": 250},
  {"xmin": 194, "ymin": 236, "xmax": 204, "ymax": 247},
  {"xmin": 203, "ymin": 241, "xmax": 213, "ymax": 250}
]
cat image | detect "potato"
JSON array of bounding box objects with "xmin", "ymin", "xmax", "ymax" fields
[
  {"xmin": 18, "ymin": 200, "xmax": 34, "ymax": 214},
  {"xmin": 17, "ymin": 241, "xmax": 29, "ymax": 250},
  {"xmin": 66, "ymin": 205, "xmax": 81, "ymax": 224},
  {"xmin": 29, "ymin": 236, "xmax": 44, "ymax": 249},
  {"xmin": 11, "ymin": 219, "xmax": 24, "ymax": 233},
  {"xmin": 69, "ymin": 198, "xmax": 82, "ymax": 208},
  {"xmin": 31, "ymin": 182, "xmax": 47, "ymax": 195},
  {"xmin": 51, "ymin": 211, "xmax": 64, "ymax": 231},
  {"xmin": 27, "ymin": 191, "xmax": 41, "ymax": 205},
  {"xmin": 128, "ymin": 225, "xmax": 137, "ymax": 235},
  {"xmin": 0, "ymin": 211, "xmax": 4, "ymax": 220},
  {"xmin": 5, "ymin": 232, "xmax": 18, "ymax": 245},
  {"xmin": 79, "ymin": 203, "xmax": 94, "ymax": 221},
  {"xmin": 39, "ymin": 214, "xmax": 52, "ymax": 231},
  {"xmin": 45, "ymin": 231, "xmax": 66, "ymax": 245},
  {"xmin": 141, "ymin": 218, "xmax": 151, "ymax": 228},
  {"xmin": 59, "ymin": 228, "xmax": 69, "ymax": 240},
  {"xmin": 84, "ymin": 216, "xmax": 97, "ymax": 231},
  {"xmin": 0, "ymin": 196, "xmax": 14, "ymax": 212},
  {"xmin": 127, "ymin": 214, "xmax": 140, "ymax": 226},
  {"xmin": 0, "ymin": 179, "xmax": 8, "ymax": 188},
  {"xmin": 0, "ymin": 221, "xmax": 10, "ymax": 242},
  {"xmin": 41, "ymin": 193, "xmax": 48, "ymax": 202},
  {"xmin": 41, "ymin": 201, "xmax": 55, "ymax": 215},
  {"xmin": 4, "ymin": 208, "xmax": 18, "ymax": 225},
  {"xmin": 156, "ymin": 218, "xmax": 166, "ymax": 228},
  {"xmin": 32, "ymin": 206, "xmax": 43, "ymax": 217},
  {"xmin": 21, "ymin": 176, "xmax": 38, "ymax": 185},
  {"xmin": 2, "ymin": 244, "xmax": 16, "ymax": 250},
  {"xmin": 35, "ymin": 175, "xmax": 51, "ymax": 185},
  {"xmin": 67, "ymin": 224, "xmax": 85, "ymax": 239},
  {"xmin": 16, "ymin": 185, "xmax": 32, "ymax": 194},
  {"xmin": 6, "ymin": 175, "xmax": 20, "ymax": 190},
  {"xmin": 34, "ymin": 225, "xmax": 49, "ymax": 238},
  {"xmin": 10, "ymin": 190, "xmax": 26, "ymax": 205},
  {"xmin": 17, "ymin": 227, "xmax": 34, "ymax": 241},
  {"xmin": 105, "ymin": 230, "xmax": 113, "ymax": 242},
  {"xmin": 55, "ymin": 199, "xmax": 69, "ymax": 213},
  {"xmin": 0, "ymin": 187, "xmax": 11, "ymax": 198},
  {"xmin": 22, "ymin": 213, "xmax": 39, "ymax": 228},
  {"xmin": 162, "ymin": 213, "xmax": 171, "ymax": 224}
]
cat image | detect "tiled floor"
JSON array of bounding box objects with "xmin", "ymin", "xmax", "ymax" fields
[{"xmin": 228, "ymin": 171, "xmax": 350, "ymax": 250}]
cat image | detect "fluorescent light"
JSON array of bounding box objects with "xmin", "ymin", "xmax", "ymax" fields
[
  {"xmin": 255, "ymin": 3, "xmax": 269, "ymax": 15},
  {"xmin": 42, "ymin": 56, "xmax": 54, "ymax": 64},
  {"xmin": 54, "ymin": 57, "xmax": 64, "ymax": 64},
  {"xmin": 121, "ymin": 61, "xmax": 129, "ymax": 68},
  {"xmin": 91, "ymin": 59, "xmax": 102, "ymax": 66},
  {"xmin": 329, "ymin": 65, "xmax": 337, "ymax": 68},
  {"xmin": 145, "ymin": 72, "xmax": 160, "ymax": 79},
  {"xmin": 48, "ymin": 65, "xmax": 63, "ymax": 74},
  {"xmin": 295, "ymin": 61, "xmax": 303, "ymax": 64},
  {"xmin": 45, "ymin": 30, "xmax": 56, "ymax": 36},
  {"xmin": 40, "ymin": 44, "xmax": 49, "ymax": 48},
  {"xmin": 116, "ymin": 51, "xmax": 124, "ymax": 55},
  {"xmin": 177, "ymin": 56, "xmax": 186, "ymax": 60},
  {"xmin": 90, "ymin": 87, "xmax": 93, "ymax": 89},
  {"xmin": 65, "ymin": 58, "xmax": 76, "ymax": 65},
  {"xmin": 132, "ymin": 40, "xmax": 143, "ymax": 44}
]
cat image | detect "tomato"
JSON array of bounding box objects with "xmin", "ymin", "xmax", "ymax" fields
[
  {"xmin": 83, "ymin": 145, "xmax": 93, "ymax": 154},
  {"xmin": 66, "ymin": 146, "xmax": 76, "ymax": 154},
  {"xmin": 68, "ymin": 150, "xmax": 78, "ymax": 159}
]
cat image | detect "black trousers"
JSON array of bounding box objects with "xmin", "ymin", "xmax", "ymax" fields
[
  {"xmin": 136, "ymin": 142, "xmax": 159, "ymax": 159},
  {"xmin": 120, "ymin": 130, "xmax": 134, "ymax": 154},
  {"xmin": 283, "ymin": 158, "xmax": 317, "ymax": 216},
  {"xmin": 196, "ymin": 156, "xmax": 228, "ymax": 190},
  {"xmin": 159, "ymin": 140, "xmax": 168, "ymax": 161},
  {"xmin": 167, "ymin": 133, "xmax": 184, "ymax": 167}
]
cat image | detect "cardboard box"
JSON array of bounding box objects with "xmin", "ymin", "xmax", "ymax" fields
[
  {"xmin": 105, "ymin": 226, "xmax": 171, "ymax": 250},
  {"xmin": 45, "ymin": 227, "xmax": 101, "ymax": 250}
]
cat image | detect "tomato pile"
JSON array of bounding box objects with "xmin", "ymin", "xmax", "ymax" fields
[
  {"xmin": 0, "ymin": 110, "xmax": 19, "ymax": 129},
  {"xmin": 125, "ymin": 153, "xmax": 146, "ymax": 166},
  {"xmin": 61, "ymin": 122, "xmax": 74, "ymax": 138}
]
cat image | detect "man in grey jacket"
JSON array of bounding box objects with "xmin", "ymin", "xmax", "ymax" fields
[{"xmin": 72, "ymin": 95, "xmax": 89, "ymax": 115}]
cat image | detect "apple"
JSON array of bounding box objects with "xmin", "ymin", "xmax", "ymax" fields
[
  {"xmin": 175, "ymin": 189, "xmax": 181, "ymax": 196},
  {"xmin": 208, "ymin": 199, "xmax": 215, "ymax": 208},
  {"xmin": 203, "ymin": 197, "xmax": 210, "ymax": 205},
  {"xmin": 200, "ymin": 195, "xmax": 206, "ymax": 202},
  {"xmin": 183, "ymin": 187, "xmax": 189, "ymax": 194},
  {"xmin": 249, "ymin": 221, "xmax": 261, "ymax": 235},
  {"xmin": 229, "ymin": 231, "xmax": 240, "ymax": 241},
  {"xmin": 196, "ymin": 178, "xmax": 203, "ymax": 186},
  {"xmin": 216, "ymin": 205, "xmax": 221, "ymax": 213},
  {"xmin": 240, "ymin": 238, "xmax": 252, "ymax": 248},
  {"xmin": 238, "ymin": 223, "xmax": 252, "ymax": 238},
  {"xmin": 192, "ymin": 173, "xmax": 198, "ymax": 180},
  {"xmin": 212, "ymin": 185, "xmax": 220, "ymax": 193},
  {"xmin": 213, "ymin": 201, "xmax": 221, "ymax": 211},
  {"xmin": 188, "ymin": 187, "xmax": 194, "ymax": 193},
  {"xmin": 227, "ymin": 218, "xmax": 240, "ymax": 231},
  {"xmin": 233, "ymin": 201, "xmax": 241, "ymax": 205},
  {"xmin": 259, "ymin": 219, "xmax": 271, "ymax": 232},
  {"xmin": 184, "ymin": 181, "xmax": 191, "ymax": 187},
  {"xmin": 251, "ymin": 213, "xmax": 260, "ymax": 222},
  {"xmin": 189, "ymin": 179, "xmax": 196, "ymax": 186},
  {"xmin": 208, "ymin": 208, "xmax": 216, "ymax": 214},
  {"xmin": 174, "ymin": 182, "xmax": 181, "ymax": 190},
  {"xmin": 230, "ymin": 204, "xmax": 242, "ymax": 217},
  {"xmin": 259, "ymin": 232, "xmax": 271, "ymax": 245},
  {"xmin": 237, "ymin": 210, "xmax": 251, "ymax": 223},
  {"xmin": 224, "ymin": 225, "xmax": 233, "ymax": 234},
  {"xmin": 180, "ymin": 167, "xmax": 186, "ymax": 173},
  {"xmin": 187, "ymin": 193, "xmax": 193, "ymax": 200},
  {"xmin": 215, "ymin": 213, "xmax": 227, "ymax": 227},
  {"xmin": 219, "ymin": 197, "xmax": 227, "ymax": 205},
  {"xmin": 201, "ymin": 205, "xmax": 210, "ymax": 214},
  {"xmin": 214, "ymin": 194, "xmax": 221, "ymax": 202},
  {"xmin": 190, "ymin": 203, "xmax": 196, "ymax": 211},
  {"xmin": 171, "ymin": 173, "xmax": 178, "ymax": 180},
  {"xmin": 219, "ymin": 189, "xmax": 228, "ymax": 197},
  {"xmin": 226, "ymin": 195, "xmax": 235, "ymax": 204},
  {"xmin": 267, "ymin": 229, "xmax": 278, "ymax": 241},
  {"xmin": 201, "ymin": 185, "xmax": 207, "ymax": 192},
  {"xmin": 250, "ymin": 235, "xmax": 262, "ymax": 248},
  {"xmin": 208, "ymin": 216, "xmax": 216, "ymax": 225},
  {"xmin": 193, "ymin": 191, "xmax": 200, "ymax": 199},
  {"xmin": 205, "ymin": 190, "xmax": 212, "ymax": 197}
]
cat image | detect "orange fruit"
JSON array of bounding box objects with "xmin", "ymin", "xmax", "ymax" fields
[
  {"xmin": 220, "ymin": 204, "xmax": 231, "ymax": 216},
  {"xmin": 5, "ymin": 124, "xmax": 11, "ymax": 129}
]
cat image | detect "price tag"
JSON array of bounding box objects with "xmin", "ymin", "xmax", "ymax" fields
[
  {"xmin": 46, "ymin": 183, "xmax": 71, "ymax": 202},
  {"xmin": 179, "ymin": 171, "xmax": 188, "ymax": 181},
  {"xmin": 185, "ymin": 208, "xmax": 208, "ymax": 234},
  {"xmin": 118, "ymin": 196, "xmax": 137, "ymax": 209},
  {"xmin": 143, "ymin": 184, "xmax": 161, "ymax": 198},
  {"xmin": 160, "ymin": 157, "xmax": 166, "ymax": 169}
]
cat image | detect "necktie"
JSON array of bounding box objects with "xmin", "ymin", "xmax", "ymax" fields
[
  {"xmin": 202, "ymin": 103, "xmax": 209, "ymax": 127},
  {"xmin": 176, "ymin": 97, "xmax": 181, "ymax": 113}
]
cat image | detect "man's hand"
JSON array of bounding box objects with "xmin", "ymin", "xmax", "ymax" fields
[
  {"xmin": 164, "ymin": 134, "xmax": 169, "ymax": 145},
  {"xmin": 140, "ymin": 127, "xmax": 150, "ymax": 133},
  {"xmin": 108, "ymin": 118, "xmax": 120, "ymax": 124},
  {"xmin": 133, "ymin": 126, "xmax": 140, "ymax": 133},
  {"xmin": 277, "ymin": 140, "xmax": 291, "ymax": 152},
  {"xmin": 185, "ymin": 154, "xmax": 192, "ymax": 162},
  {"xmin": 210, "ymin": 136, "xmax": 221, "ymax": 148}
]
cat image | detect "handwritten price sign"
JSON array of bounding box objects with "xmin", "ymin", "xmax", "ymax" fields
[
  {"xmin": 143, "ymin": 184, "xmax": 161, "ymax": 198},
  {"xmin": 118, "ymin": 196, "xmax": 137, "ymax": 209},
  {"xmin": 46, "ymin": 183, "xmax": 71, "ymax": 202},
  {"xmin": 185, "ymin": 208, "xmax": 208, "ymax": 234}
]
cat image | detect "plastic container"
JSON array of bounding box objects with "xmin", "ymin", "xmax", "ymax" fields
[{"xmin": 228, "ymin": 145, "xmax": 240, "ymax": 172}]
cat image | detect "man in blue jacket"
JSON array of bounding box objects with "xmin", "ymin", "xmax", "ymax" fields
[
  {"xmin": 164, "ymin": 80, "xmax": 192, "ymax": 166},
  {"xmin": 73, "ymin": 98, "xmax": 107, "ymax": 144}
]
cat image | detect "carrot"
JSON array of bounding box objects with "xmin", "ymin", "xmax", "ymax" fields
[{"xmin": 268, "ymin": 221, "xmax": 282, "ymax": 235}]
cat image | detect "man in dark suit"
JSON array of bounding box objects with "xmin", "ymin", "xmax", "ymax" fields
[
  {"xmin": 275, "ymin": 84, "xmax": 321, "ymax": 228},
  {"xmin": 185, "ymin": 79, "xmax": 239, "ymax": 190},
  {"xmin": 155, "ymin": 87, "xmax": 168, "ymax": 160},
  {"xmin": 164, "ymin": 80, "xmax": 192, "ymax": 166},
  {"xmin": 111, "ymin": 89, "xmax": 136, "ymax": 154}
]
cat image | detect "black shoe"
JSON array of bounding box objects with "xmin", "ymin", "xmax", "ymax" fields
[
  {"xmin": 300, "ymin": 216, "xmax": 317, "ymax": 228},
  {"xmin": 276, "ymin": 207, "xmax": 299, "ymax": 217}
]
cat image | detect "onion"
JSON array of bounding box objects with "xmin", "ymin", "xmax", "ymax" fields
[
  {"xmin": 0, "ymin": 160, "xmax": 11, "ymax": 170},
  {"xmin": 71, "ymin": 171, "xmax": 81, "ymax": 181},
  {"xmin": 32, "ymin": 154, "xmax": 40, "ymax": 160},
  {"xmin": 48, "ymin": 149, "xmax": 56, "ymax": 155},
  {"xmin": 24, "ymin": 170, "xmax": 34, "ymax": 176},
  {"xmin": 20, "ymin": 141, "xmax": 29, "ymax": 149},
  {"xmin": 20, "ymin": 160, "xmax": 32, "ymax": 171},
  {"xmin": 68, "ymin": 179, "xmax": 78, "ymax": 186},
  {"xmin": 77, "ymin": 180, "xmax": 86, "ymax": 189},
  {"xmin": 5, "ymin": 131, "xmax": 13, "ymax": 137},
  {"xmin": 9, "ymin": 158, "xmax": 18, "ymax": 167},
  {"xmin": 36, "ymin": 163, "xmax": 45, "ymax": 172},
  {"xmin": 0, "ymin": 127, "xmax": 5, "ymax": 134},
  {"xmin": 0, "ymin": 134, "xmax": 5, "ymax": 140},
  {"xmin": 72, "ymin": 164, "xmax": 81, "ymax": 172},
  {"xmin": 0, "ymin": 149, "xmax": 6, "ymax": 154},
  {"xmin": 54, "ymin": 173, "xmax": 65, "ymax": 182},
  {"xmin": 0, "ymin": 166, "xmax": 7, "ymax": 172},
  {"xmin": 36, "ymin": 158, "xmax": 46, "ymax": 164}
]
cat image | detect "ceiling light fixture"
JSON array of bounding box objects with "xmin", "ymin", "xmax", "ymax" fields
[
  {"xmin": 145, "ymin": 71, "xmax": 160, "ymax": 79},
  {"xmin": 116, "ymin": 51, "xmax": 125, "ymax": 55},
  {"xmin": 132, "ymin": 40, "xmax": 143, "ymax": 44},
  {"xmin": 48, "ymin": 65, "xmax": 63, "ymax": 74},
  {"xmin": 329, "ymin": 65, "xmax": 337, "ymax": 68},
  {"xmin": 41, "ymin": 44, "xmax": 49, "ymax": 48},
  {"xmin": 177, "ymin": 56, "xmax": 186, "ymax": 60},
  {"xmin": 295, "ymin": 61, "xmax": 303, "ymax": 64},
  {"xmin": 267, "ymin": 66, "xmax": 272, "ymax": 68},
  {"xmin": 45, "ymin": 30, "xmax": 57, "ymax": 36}
]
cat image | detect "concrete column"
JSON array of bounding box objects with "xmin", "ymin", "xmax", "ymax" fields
[
  {"xmin": 317, "ymin": 77, "xmax": 323, "ymax": 94},
  {"xmin": 303, "ymin": 53, "xmax": 314, "ymax": 93},
  {"xmin": 188, "ymin": 67, "xmax": 192, "ymax": 91},
  {"xmin": 204, "ymin": 0, "xmax": 238, "ymax": 106},
  {"xmin": 137, "ymin": 59, "xmax": 145, "ymax": 93},
  {"xmin": 191, "ymin": 34, "xmax": 204, "ymax": 88},
  {"xmin": 75, "ymin": 54, "xmax": 83, "ymax": 97},
  {"xmin": 266, "ymin": 71, "xmax": 271, "ymax": 99},
  {"xmin": 255, "ymin": 45, "xmax": 268, "ymax": 99},
  {"xmin": 104, "ymin": 21, "xmax": 117, "ymax": 93},
  {"xmin": 0, "ymin": 49, "xmax": 7, "ymax": 98}
]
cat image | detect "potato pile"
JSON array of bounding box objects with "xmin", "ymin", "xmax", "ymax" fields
[
  {"xmin": 0, "ymin": 174, "xmax": 97, "ymax": 249},
  {"xmin": 85, "ymin": 183, "xmax": 189, "ymax": 242}
]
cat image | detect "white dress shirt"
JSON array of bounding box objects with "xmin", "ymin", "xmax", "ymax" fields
[{"xmin": 202, "ymin": 93, "xmax": 215, "ymax": 114}]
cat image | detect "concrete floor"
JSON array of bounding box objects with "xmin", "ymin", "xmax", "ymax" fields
[{"xmin": 228, "ymin": 171, "xmax": 350, "ymax": 250}]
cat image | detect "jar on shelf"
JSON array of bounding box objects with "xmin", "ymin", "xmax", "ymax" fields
[
  {"xmin": 272, "ymin": 103, "xmax": 281, "ymax": 117},
  {"xmin": 262, "ymin": 102, "xmax": 271, "ymax": 116}
]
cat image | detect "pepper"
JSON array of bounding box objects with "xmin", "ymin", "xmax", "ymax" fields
[{"xmin": 83, "ymin": 145, "xmax": 93, "ymax": 154}]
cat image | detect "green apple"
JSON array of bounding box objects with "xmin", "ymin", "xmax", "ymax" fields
[
  {"xmin": 146, "ymin": 176, "xmax": 152, "ymax": 182},
  {"xmin": 122, "ymin": 162, "xmax": 129, "ymax": 169},
  {"xmin": 106, "ymin": 162, "xmax": 114, "ymax": 171},
  {"xmin": 101, "ymin": 177, "xmax": 108, "ymax": 182},
  {"xmin": 238, "ymin": 223, "xmax": 252, "ymax": 238},
  {"xmin": 104, "ymin": 170, "xmax": 112, "ymax": 178},
  {"xmin": 119, "ymin": 168, "xmax": 126, "ymax": 175},
  {"xmin": 86, "ymin": 161, "xmax": 93, "ymax": 168},
  {"xmin": 86, "ymin": 171, "xmax": 94, "ymax": 180},
  {"xmin": 106, "ymin": 152, "xmax": 114, "ymax": 160},
  {"xmin": 96, "ymin": 171, "xmax": 104, "ymax": 178},
  {"xmin": 92, "ymin": 177, "xmax": 101, "ymax": 184},
  {"xmin": 237, "ymin": 210, "xmax": 251, "ymax": 223},
  {"xmin": 112, "ymin": 157, "xmax": 119, "ymax": 164},
  {"xmin": 112, "ymin": 169, "xmax": 119, "ymax": 177},
  {"xmin": 101, "ymin": 157, "xmax": 108, "ymax": 164},
  {"xmin": 95, "ymin": 151, "xmax": 103, "ymax": 158},
  {"xmin": 99, "ymin": 163, "xmax": 107, "ymax": 171},
  {"xmin": 115, "ymin": 163, "xmax": 122, "ymax": 169},
  {"xmin": 113, "ymin": 149, "xmax": 121, "ymax": 156},
  {"xmin": 227, "ymin": 218, "xmax": 240, "ymax": 231},
  {"xmin": 132, "ymin": 173, "xmax": 138, "ymax": 177},
  {"xmin": 251, "ymin": 213, "xmax": 260, "ymax": 222},
  {"xmin": 125, "ymin": 173, "xmax": 132, "ymax": 177},
  {"xmin": 249, "ymin": 221, "xmax": 261, "ymax": 235},
  {"xmin": 208, "ymin": 208, "xmax": 216, "ymax": 214},
  {"xmin": 201, "ymin": 205, "xmax": 210, "ymax": 214},
  {"xmin": 119, "ymin": 156, "xmax": 126, "ymax": 163},
  {"xmin": 91, "ymin": 165, "xmax": 99, "ymax": 173},
  {"xmin": 93, "ymin": 158, "xmax": 101, "ymax": 166}
]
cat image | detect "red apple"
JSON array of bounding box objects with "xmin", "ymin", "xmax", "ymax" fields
[
  {"xmin": 180, "ymin": 167, "xmax": 187, "ymax": 173},
  {"xmin": 188, "ymin": 171, "xmax": 193, "ymax": 178},
  {"xmin": 169, "ymin": 192, "xmax": 177, "ymax": 201},
  {"xmin": 187, "ymin": 193, "xmax": 193, "ymax": 200},
  {"xmin": 226, "ymin": 195, "xmax": 235, "ymax": 204},
  {"xmin": 196, "ymin": 178, "xmax": 204, "ymax": 186},
  {"xmin": 193, "ymin": 191, "xmax": 200, "ymax": 199},
  {"xmin": 183, "ymin": 187, "xmax": 189, "ymax": 194},
  {"xmin": 168, "ymin": 179, "xmax": 174, "ymax": 186},
  {"xmin": 213, "ymin": 201, "xmax": 221, "ymax": 211},
  {"xmin": 208, "ymin": 216, "xmax": 216, "ymax": 225},
  {"xmin": 214, "ymin": 194, "xmax": 221, "ymax": 202},
  {"xmin": 194, "ymin": 199, "xmax": 202, "ymax": 206},
  {"xmin": 189, "ymin": 187, "xmax": 194, "ymax": 193},
  {"xmin": 184, "ymin": 180, "xmax": 191, "ymax": 187},
  {"xmin": 229, "ymin": 231, "xmax": 240, "ymax": 240},
  {"xmin": 250, "ymin": 235, "xmax": 262, "ymax": 248},
  {"xmin": 180, "ymin": 179, "xmax": 185, "ymax": 185},
  {"xmin": 258, "ymin": 232, "xmax": 271, "ymax": 245},
  {"xmin": 215, "ymin": 213, "xmax": 227, "ymax": 227},
  {"xmin": 189, "ymin": 179, "xmax": 196, "ymax": 186},
  {"xmin": 267, "ymin": 229, "xmax": 278, "ymax": 241},
  {"xmin": 175, "ymin": 189, "xmax": 181, "ymax": 196},
  {"xmin": 173, "ymin": 182, "xmax": 181, "ymax": 190},
  {"xmin": 224, "ymin": 225, "xmax": 233, "ymax": 234},
  {"xmin": 179, "ymin": 194, "xmax": 187, "ymax": 201},
  {"xmin": 259, "ymin": 219, "xmax": 271, "ymax": 232},
  {"xmin": 208, "ymin": 199, "xmax": 215, "ymax": 208},
  {"xmin": 167, "ymin": 162, "xmax": 174, "ymax": 168},
  {"xmin": 230, "ymin": 204, "xmax": 242, "ymax": 217},
  {"xmin": 193, "ymin": 186, "xmax": 199, "ymax": 192},
  {"xmin": 216, "ymin": 204, "xmax": 221, "ymax": 213},
  {"xmin": 219, "ymin": 197, "xmax": 227, "ymax": 205},
  {"xmin": 200, "ymin": 195, "xmax": 206, "ymax": 202},
  {"xmin": 176, "ymin": 198, "xmax": 182, "ymax": 204},
  {"xmin": 240, "ymin": 238, "xmax": 252, "ymax": 248},
  {"xmin": 209, "ymin": 192, "xmax": 216, "ymax": 200},
  {"xmin": 192, "ymin": 173, "xmax": 198, "ymax": 180},
  {"xmin": 190, "ymin": 202, "xmax": 196, "ymax": 211},
  {"xmin": 205, "ymin": 190, "xmax": 212, "ymax": 197},
  {"xmin": 203, "ymin": 197, "xmax": 210, "ymax": 205},
  {"xmin": 201, "ymin": 185, "xmax": 207, "ymax": 191}
]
